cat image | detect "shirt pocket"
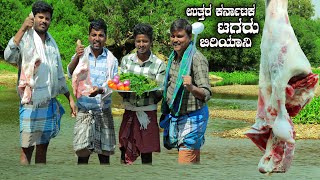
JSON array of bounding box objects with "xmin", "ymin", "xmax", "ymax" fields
[
  {"xmin": 47, "ymin": 46, "xmax": 59, "ymax": 66},
  {"xmin": 95, "ymin": 70, "xmax": 107, "ymax": 86}
]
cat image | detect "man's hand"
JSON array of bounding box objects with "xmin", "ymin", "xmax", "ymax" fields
[
  {"xmin": 69, "ymin": 98, "xmax": 77, "ymax": 117},
  {"xmin": 76, "ymin": 39, "xmax": 85, "ymax": 57},
  {"xmin": 89, "ymin": 86, "xmax": 102, "ymax": 97},
  {"xmin": 64, "ymin": 91, "xmax": 77, "ymax": 117},
  {"xmin": 182, "ymin": 75, "xmax": 206, "ymax": 101},
  {"xmin": 21, "ymin": 14, "xmax": 34, "ymax": 32},
  {"xmin": 68, "ymin": 39, "xmax": 83, "ymax": 75},
  {"xmin": 14, "ymin": 13, "xmax": 34, "ymax": 46},
  {"xmin": 182, "ymin": 75, "xmax": 194, "ymax": 92}
]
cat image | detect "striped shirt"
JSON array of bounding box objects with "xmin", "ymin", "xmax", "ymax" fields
[
  {"xmin": 68, "ymin": 47, "xmax": 118, "ymax": 111},
  {"xmin": 165, "ymin": 50, "xmax": 212, "ymax": 115},
  {"xmin": 120, "ymin": 52, "xmax": 166, "ymax": 107}
]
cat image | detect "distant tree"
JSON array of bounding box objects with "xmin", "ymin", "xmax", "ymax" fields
[
  {"xmin": 0, "ymin": 0, "xmax": 26, "ymax": 50},
  {"xmin": 288, "ymin": 0, "xmax": 315, "ymax": 19},
  {"xmin": 45, "ymin": 0, "xmax": 88, "ymax": 67},
  {"xmin": 0, "ymin": 0, "xmax": 319, "ymax": 71},
  {"xmin": 290, "ymin": 15, "xmax": 320, "ymax": 66}
]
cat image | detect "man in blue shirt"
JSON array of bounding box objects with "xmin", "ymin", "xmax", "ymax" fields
[{"xmin": 68, "ymin": 19, "xmax": 118, "ymax": 164}]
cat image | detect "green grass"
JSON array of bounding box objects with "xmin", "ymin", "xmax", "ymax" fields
[
  {"xmin": 312, "ymin": 68, "xmax": 320, "ymax": 75},
  {"xmin": 290, "ymin": 68, "xmax": 320, "ymax": 124},
  {"xmin": 293, "ymin": 96, "xmax": 320, "ymax": 124},
  {"xmin": 0, "ymin": 87, "xmax": 20, "ymax": 124},
  {"xmin": 210, "ymin": 71, "xmax": 259, "ymax": 86},
  {"xmin": 211, "ymin": 69, "xmax": 320, "ymax": 87},
  {"xmin": 0, "ymin": 60, "xmax": 18, "ymax": 73}
]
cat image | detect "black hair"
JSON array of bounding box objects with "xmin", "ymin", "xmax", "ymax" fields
[
  {"xmin": 89, "ymin": 19, "xmax": 107, "ymax": 35},
  {"xmin": 170, "ymin": 18, "xmax": 192, "ymax": 37},
  {"xmin": 133, "ymin": 23, "xmax": 153, "ymax": 42},
  {"xmin": 32, "ymin": 1, "xmax": 53, "ymax": 18}
]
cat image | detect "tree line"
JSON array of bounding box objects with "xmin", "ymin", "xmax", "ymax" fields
[{"xmin": 0, "ymin": 0, "xmax": 319, "ymax": 71}]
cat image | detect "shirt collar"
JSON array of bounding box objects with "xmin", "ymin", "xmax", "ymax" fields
[
  {"xmin": 45, "ymin": 32, "xmax": 52, "ymax": 42},
  {"xmin": 89, "ymin": 47, "xmax": 108, "ymax": 58},
  {"xmin": 130, "ymin": 51, "xmax": 154, "ymax": 64}
]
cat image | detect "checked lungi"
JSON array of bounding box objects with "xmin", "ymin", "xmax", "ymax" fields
[
  {"xmin": 73, "ymin": 108, "xmax": 116, "ymax": 155},
  {"xmin": 160, "ymin": 105, "xmax": 209, "ymax": 150},
  {"xmin": 19, "ymin": 98, "xmax": 65, "ymax": 148},
  {"xmin": 119, "ymin": 109, "xmax": 160, "ymax": 164}
]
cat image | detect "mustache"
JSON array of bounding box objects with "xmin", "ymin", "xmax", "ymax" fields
[{"xmin": 172, "ymin": 42, "xmax": 180, "ymax": 46}]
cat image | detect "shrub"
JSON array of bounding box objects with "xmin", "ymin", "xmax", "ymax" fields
[
  {"xmin": 293, "ymin": 96, "xmax": 320, "ymax": 124},
  {"xmin": 210, "ymin": 71, "xmax": 259, "ymax": 86}
]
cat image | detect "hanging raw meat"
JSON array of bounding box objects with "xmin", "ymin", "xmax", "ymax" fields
[
  {"xmin": 245, "ymin": 0, "xmax": 318, "ymax": 174},
  {"xmin": 71, "ymin": 39, "xmax": 93, "ymax": 98},
  {"xmin": 18, "ymin": 12, "xmax": 42, "ymax": 104}
]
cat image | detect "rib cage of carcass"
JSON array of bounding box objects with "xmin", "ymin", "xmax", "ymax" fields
[{"xmin": 245, "ymin": 0, "xmax": 318, "ymax": 174}]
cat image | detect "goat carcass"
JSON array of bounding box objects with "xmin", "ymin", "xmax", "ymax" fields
[
  {"xmin": 18, "ymin": 12, "xmax": 41, "ymax": 104},
  {"xmin": 71, "ymin": 40, "xmax": 93, "ymax": 98},
  {"xmin": 245, "ymin": 0, "xmax": 318, "ymax": 174}
]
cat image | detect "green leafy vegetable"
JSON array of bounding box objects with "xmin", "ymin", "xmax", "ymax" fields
[{"xmin": 120, "ymin": 73, "xmax": 158, "ymax": 96}]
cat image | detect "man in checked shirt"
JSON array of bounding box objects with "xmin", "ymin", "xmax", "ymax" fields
[
  {"xmin": 160, "ymin": 19, "xmax": 212, "ymax": 164},
  {"xmin": 118, "ymin": 23, "xmax": 166, "ymax": 165}
]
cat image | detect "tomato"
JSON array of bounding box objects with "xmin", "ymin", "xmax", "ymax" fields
[
  {"xmin": 117, "ymin": 85, "xmax": 125, "ymax": 91},
  {"xmin": 108, "ymin": 82, "xmax": 113, "ymax": 87},
  {"xmin": 117, "ymin": 82, "xmax": 124, "ymax": 87},
  {"xmin": 111, "ymin": 84, "xmax": 118, "ymax": 90},
  {"xmin": 108, "ymin": 82, "xmax": 117, "ymax": 90},
  {"xmin": 108, "ymin": 80, "xmax": 113, "ymax": 86},
  {"xmin": 117, "ymin": 82, "xmax": 124, "ymax": 90},
  {"xmin": 124, "ymin": 86, "xmax": 130, "ymax": 91}
]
